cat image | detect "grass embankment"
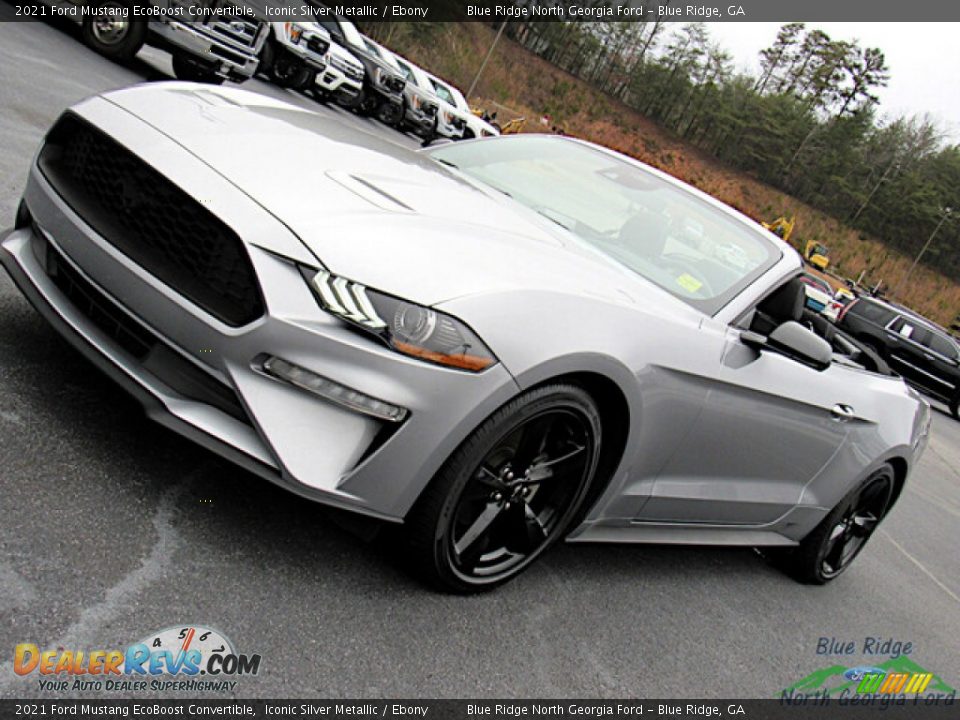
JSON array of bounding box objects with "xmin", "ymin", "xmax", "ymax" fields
[{"xmin": 384, "ymin": 23, "xmax": 960, "ymax": 325}]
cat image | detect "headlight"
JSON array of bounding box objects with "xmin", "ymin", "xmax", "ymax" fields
[
  {"xmin": 284, "ymin": 23, "xmax": 302, "ymax": 44},
  {"xmin": 301, "ymin": 268, "xmax": 497, "ymax": 372},
  {"xmin": 443, "ymin": 110, "xmax": 454, "ymax": 124},
  {"xmin": 411, "ymin": 94, "xmax": 422, "ymax": 110}
]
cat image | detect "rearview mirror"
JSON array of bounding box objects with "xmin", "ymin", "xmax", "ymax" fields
[{"xmin": 741, "ymin": 321, "xmax": 832, "ymax": 370}]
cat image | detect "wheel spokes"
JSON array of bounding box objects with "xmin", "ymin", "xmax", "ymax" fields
[
  {"xmin": 454, "ymin": 502, "xmax": 503, "ymax": 558},
  {"xmin": 502, "ymin": 501, "xmax": 549, "ymax": 555},
  {"xmin": 448, "ymin": 406, "xmax": 595, "ymax": 580},
  {"xmin": 511, "ymin": 415, "xmax": 556, "ymax": 471},
  {"xmin": 850, "ymin": 512, "xmax": 878, "ymax": 538},
  {"xmin": 523, "ymin": 442, "xmax": 586, "ymax": 484},
  {"xmin": 823, "ymin": 523, "xmax": 848, "ymax": 573}
]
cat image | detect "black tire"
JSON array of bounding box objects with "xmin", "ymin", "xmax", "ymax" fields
[
  {"xmin": 375, "ymin": 100, "xmax": 403, "ymax": 126},
  {"xmin": 171, "ymin": 55, "xmax": 225, "ymax": 85},
  {"xmin": 462, "ymin": 128, "xmax": 476, "ymax": 140},
  {"xmin": 778, "ymin": 466, "xmax": 895, "ymax": 584},
  {"xmin": 950, "ymin": 393, "xmax": 959, "ymax": 421},
  {"xmin": 257, "ymin": 39, "xmax": 275, "ymax": 78},
  {"xmin": 81, "ymin": 11, "xmax": 146, "ymax": 62},
  {"xmin": 404, "ymin": 384, "xmax": 602, "ymax": 594},
  {"xmin": 270, "ymin": 53, "xmax": 312, "ymax": 90}
]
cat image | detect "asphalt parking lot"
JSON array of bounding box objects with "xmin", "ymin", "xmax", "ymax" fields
[{"xmin": 1, "ymin": 17, "xmax": 959, "ymax": 700}]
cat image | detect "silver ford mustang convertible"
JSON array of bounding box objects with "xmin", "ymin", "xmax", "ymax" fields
[{"xmin": 2, "ymin": 84, "xmax": 930, "ymax": 592}]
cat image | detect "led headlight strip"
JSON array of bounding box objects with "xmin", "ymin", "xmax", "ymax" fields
[{"xmin": 302, "ymin": 268, "xmax": 497, "ymax": 372}]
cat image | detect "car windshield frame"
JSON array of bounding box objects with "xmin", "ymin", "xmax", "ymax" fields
[{"xmin": 428, "ymin": 136, "xmax": 783, "ymax": 315}]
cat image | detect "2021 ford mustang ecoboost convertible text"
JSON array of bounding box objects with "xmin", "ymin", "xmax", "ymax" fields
[{"xmin": 1, "ymin": 84, "xmax": 930, "ymax": 592}]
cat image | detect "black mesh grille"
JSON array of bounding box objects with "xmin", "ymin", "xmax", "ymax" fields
[{"xmin": 38, "ymin": 114, "xmax": 264, "ymax": 327}]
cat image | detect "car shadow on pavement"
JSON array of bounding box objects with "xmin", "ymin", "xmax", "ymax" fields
[{"xmin": 1, "ymin": 300, "xmax": 792, "ymax": 598}]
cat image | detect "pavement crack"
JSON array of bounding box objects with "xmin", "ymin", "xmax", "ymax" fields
[
  {"xmin": 0, "ymin": 477, "xmax": 190, "ymax": 693},
  {"xmin": 878, "ymin": 529, "xmax": 960, "ymax": 607}
]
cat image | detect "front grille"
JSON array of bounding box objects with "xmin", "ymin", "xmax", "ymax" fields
[
  {"xmin": 306, "ymin": 36, "xmax": 329, "ymax": 57},
  {"xmin": 330, "ymin": 55, "xmax": 364, "ymax": 82},
  {"xmin": 385, "ymin": 76, "xmax": 405, "ymax": 94},
  {"xmin": 44, "ymin": 240, "xmax": 251, "ymax": 425},
  {"xmin": 38, "ymin": 114, "xmax": 264, "ymax": 327},
  {"xmin": 201, "ymin": 2, "xmax": 261, "ymax": 50}
]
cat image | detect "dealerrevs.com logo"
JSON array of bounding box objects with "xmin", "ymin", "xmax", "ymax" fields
[{"xmin": 14, "ymin": 625, "xmax": 261, "ymax": 693}]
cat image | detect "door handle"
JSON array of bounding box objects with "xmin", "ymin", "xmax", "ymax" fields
[{"xmin": 831, "ymin": 404, "xmax": 856, "ymax": 422}]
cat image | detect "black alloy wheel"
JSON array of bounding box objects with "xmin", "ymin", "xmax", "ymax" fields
[
  {"xmin": 405, "ymin": 384, "xmax": 601, "ymax": 593},
  {"xmin": 780, "ymin": 466, "xmax": 895, "ymax": 584}
]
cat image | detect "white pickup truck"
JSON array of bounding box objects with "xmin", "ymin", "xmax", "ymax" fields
[
  {"xmin": 43, "ymin": 0, "xmax": 268, "ymax": 84},
  {"xmin": 258, "ymin": 22, "xmax": 331, "ymax": 90}
]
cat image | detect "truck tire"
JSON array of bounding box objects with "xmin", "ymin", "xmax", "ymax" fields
[
  {"xmin": 81, "ymin": 10, "xmax": 146, "ymax": 62},
  {"xmin": 171, "ymin": 55, "xmax": 225, "ymax": 85},
  {"xmin": 257, "ymin": 40, "xmax": 275, "ymax": 77},
  {"xmin": 375, "ymin": 100, "xmax": 402, "ymax": 126},
  {"xmin": 270, "ymin": 54, "xmax": 312, "ymax": 90}
]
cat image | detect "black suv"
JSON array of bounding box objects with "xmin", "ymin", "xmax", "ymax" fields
[{"xmin": 837, "ymin": 297, "xmax": 960, "ymax": 418}]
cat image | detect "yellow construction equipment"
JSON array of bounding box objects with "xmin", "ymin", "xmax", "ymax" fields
[
  {"xmin": 761, "ymin": 215, "xmax": 796, "ymax": 243},
  {"xmin": 804, "ymin": 241, "xmax": 830, "ymax": 271}
]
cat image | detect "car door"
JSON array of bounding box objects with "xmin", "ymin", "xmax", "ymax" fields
[
  {"xmin": 635, "ymin": 321, "xmax": 853, "ymax": 526},
  {"xmin": 884, "ymin": 317, "xmax": 935, "ymax": 392},
  {"xmin": 917, "ymin": 330, "xmax": 960, "ymax": 402}
]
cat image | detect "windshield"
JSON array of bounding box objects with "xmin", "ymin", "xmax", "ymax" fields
[
  {"xmin": 338, "ymin": 19, "xmax": 365, "ymax": 48},
  {"xmin": 429, "ymin": 136, "xmax": 781, "ymax": 314},
  {"xmin": 429, "ymin": 78, "xmax": 456, "ymax": 106},
  {"xmin": 448, "ymin": 85, "xmax": 469, "ymax": 111}
]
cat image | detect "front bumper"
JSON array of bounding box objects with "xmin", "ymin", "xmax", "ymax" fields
[
  {"xmin": 1, "ymin": 101, "xmax": 520, "ymax": 522},
  {"xmin": 315, "ymin": 65, "xmax": 363, "ymax": 99},
  {"xmin": 151, "ymin": 22, "xmax": 261, "ymax": 79},
  {"xmin": 403, "ymin": 103, "xmax": 437, "ymax": 134},
  {"xmin": 274, "ymin": 32, "xmax": 328, "ymax": 72},
  {"xmin": 435, "ymin": 115, "xmax": 465, "ymax": 140}
]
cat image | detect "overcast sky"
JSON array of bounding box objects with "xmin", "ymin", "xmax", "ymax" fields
[{"xmin": 704, "ymin": 22, "xmax": 960, "ymax": 140}]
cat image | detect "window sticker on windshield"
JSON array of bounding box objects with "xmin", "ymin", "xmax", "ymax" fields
[{"xmin": 676, "ymin": 274, "xmax": 703, "ymax": 293}]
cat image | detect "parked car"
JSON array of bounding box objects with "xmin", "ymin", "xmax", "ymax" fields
[
  {"xmin": 258, "ymin": 22, "xmax": 330, "ymax": 90},
  {"xmin": 311, "ymin": 15, "xmax": 406, "ymax": 121},
  {"xmin": 425, "ymin": 72, "xmax": 499, "ymax": 140},
  {"xmin": 371, "ymin": 44, "xmax": 440, "ymax": 139},
  {"xmin": 837, "ymin": 297, "xmax": 960, "ymax": 418},
  {"xmin": 799, "ymin": 272, "xmax": 836, "ymax": 319},
  {"xmin": 43, "ymin": 0, "xmax": 268, "ymax": 84},
  {"xmin": 2, "ymin": 85, "xmax": 930, "ymax": 593},
  {"xmin": 312, "ymin": 37, "xmax": 365, "ymax": 104}
]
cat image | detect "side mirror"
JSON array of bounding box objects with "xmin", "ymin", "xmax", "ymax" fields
[{"xmin": 741, "ymin": 321, "xmax": 833, "ymax": 370}]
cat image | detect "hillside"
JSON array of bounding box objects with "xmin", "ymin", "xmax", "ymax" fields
[{"xmin": 370, "ymin": 23, "xmax": 960, "ymax": 326}]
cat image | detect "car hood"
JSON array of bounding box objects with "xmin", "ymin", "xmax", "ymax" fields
[{"xmin": 103, "ymin": 84, "xmax": 694, "ymax": 319}]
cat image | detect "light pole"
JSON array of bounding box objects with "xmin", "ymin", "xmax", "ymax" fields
[
  {"xmin": 851, "ymin": 159, "xmax": 900, "ymax": 223},
  {"xmin": 466, "ymin": 21, "xmax": 507, "ymax": 101},
  {"xmin": 893, "ymin": 206, "xmax": 952, "ymax": 299}
]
